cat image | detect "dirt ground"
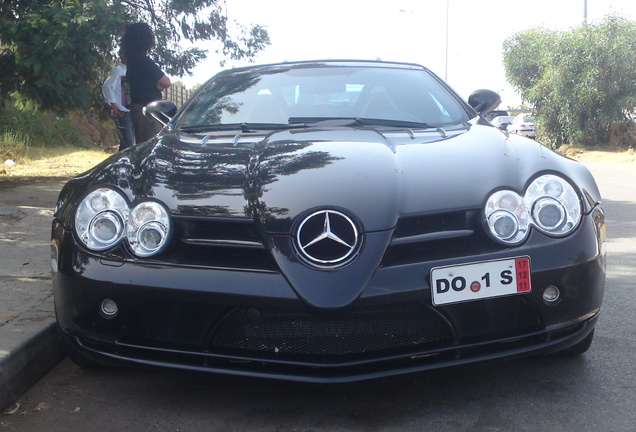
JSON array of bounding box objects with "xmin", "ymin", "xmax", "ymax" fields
[
  {"xmin": 559, "ymin": 144, "xmax": 636, "ymax": 163},
  {"xmin": 0, "ymin": 147, "xmax": 112, "ymax": 188}
]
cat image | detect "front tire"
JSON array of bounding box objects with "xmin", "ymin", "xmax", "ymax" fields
[{"xmin": 57, "ymin": 323, "xmax": 104, "ymax": 369}]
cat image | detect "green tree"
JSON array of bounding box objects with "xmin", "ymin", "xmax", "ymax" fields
[
  {"xmin": 503, "ymin": 16, "xmax": 636, "ymax": 147},
  {"xmin": 0, "ymin": 0, "xmax": 269, "ymax": 112}
]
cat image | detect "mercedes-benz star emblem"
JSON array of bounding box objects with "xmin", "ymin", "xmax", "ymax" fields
[{"xmin": 295, "ymin": 210, "xmax": 360, "ymax": 268}]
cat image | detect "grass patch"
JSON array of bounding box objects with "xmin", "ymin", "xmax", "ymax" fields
[
  {"xmin": 0, "ymin": 100, "xmax": 118, "ymax": 151},
  {"xmin": 0, "ymin": 100, "xmax": 119, "ymax": 185},
  {"xmin": 0, "ymin": 129, "xmax": 32, "ymax": 163},
  {"xmin": 1, "ymin": 146, "xmax": 111, "ymax": 183},
  {"xmin": 558, "ymin": 144, "xmax": 636, "ymax": 163}
]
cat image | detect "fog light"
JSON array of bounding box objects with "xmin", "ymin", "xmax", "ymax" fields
[
  {"xmin": 100, "ymin": 298, "xmax": 118, "ymax": 318},
  {"xmin": 543, "ymin": 285, "xmax": 560, "ymax": 304}
]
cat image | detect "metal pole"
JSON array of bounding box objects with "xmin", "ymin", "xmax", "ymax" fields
[{"xmin": 584, "ymin": 0, "xmax": 587, "ymax": 22}]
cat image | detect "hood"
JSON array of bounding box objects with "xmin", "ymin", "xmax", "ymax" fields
[{"xmin": 61, "ymin": 124, "xmax": 594, "ymax": 234}]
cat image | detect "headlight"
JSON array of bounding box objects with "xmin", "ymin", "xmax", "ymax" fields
[
  {"xmin": 74, "ymin": 188, "xmax": 172, "ymax": 257},
  {"xmin": 525, "ymin": 174, "xmax": 581, "ymax": 235},
  {"xmin": 75, "ymin": 188, "xmax": 128, "ymax": 250},
  {"xmin": 126, "ymin": 201, "xmax": 171, "ymax": 257},
  {"xmin": 485, "ymin": 174, "xmax": 582, "ymax": 245},
  {"xmin": 484, "ymin": 190, "xmax": 529, "ymax": 244}
]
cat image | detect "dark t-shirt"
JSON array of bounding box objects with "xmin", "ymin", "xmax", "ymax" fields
[{"xmin": 127, "ymin": 56, "xmax": 164, "ymax": 105}]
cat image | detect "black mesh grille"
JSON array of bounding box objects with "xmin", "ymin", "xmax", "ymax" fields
[
  {"xmin": 212, "ymin": 303, "xmax": 453, "ymax": 359},
  {"xmin": 121, "ymin": 303, "xmax": 226, "ymax": 348},
  {"xmin": 117, "ymin": 297, "xmax": 543, "ymax": 365},
  {"xmin": 442, "ymin": 296, "xmax": 543, "ymax": 342}
]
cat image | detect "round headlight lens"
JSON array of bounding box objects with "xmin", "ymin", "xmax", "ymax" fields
[
  {"xmin": 75, "ymin": 188, "xmax": 128, "ymax": 250},
  {"xmin": 138, "ymin": 222, "xmax": 168, "ymax": 254},
  {"xmin": 526, "ymin": 175, "xmax": 581, "ymax": 235},
  {"xmin": 532, "ymin": 197, "xmax": 566, "ymax": 231},
  {"xmin": 89, "ymin": 211, "xmax": 124, "ymax": 244},
  {"xmin": 126, "ymin": 201, "xmax": 171, "ymax": 257},
  {"xmin": 544, "ymin": 179, "xmax": 564, "ymax": 197},
  {"xmin": 488, "ymin": 210, "xmax": 519, "ymax": 240}
]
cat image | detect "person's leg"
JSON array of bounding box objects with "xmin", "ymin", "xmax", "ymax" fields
[
  {"xmin": 130, "ymin": 104, "xmax": 146, "ymax": 144},
  {"xmin": 118, "ymin": 111, "xmax": 134, "ymax": 149},
  {"xmin": 131, "ymin": 104, "xmax": 163, "ymax": 144}
]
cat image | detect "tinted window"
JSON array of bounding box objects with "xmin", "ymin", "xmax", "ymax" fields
[{"xmin": 176, "ymin": 66, "xmax": 470, "ymax": 128}]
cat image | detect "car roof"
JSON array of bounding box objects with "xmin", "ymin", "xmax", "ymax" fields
[{"xmin": 214, "ymin": 59, "xmax": 430, "ymax": 77}]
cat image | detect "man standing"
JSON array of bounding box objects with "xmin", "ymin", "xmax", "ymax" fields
[
  {"xmin": 101, "ymin": 50, "xmax": 134, "ymax": 150},
  {"xmin": 120, "ymin": 22, "xmax": 171, "ymax": 144}
]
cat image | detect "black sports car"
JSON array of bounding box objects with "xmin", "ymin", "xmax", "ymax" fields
[{"xmin": 52, "ymin": 60, "xmax": 606, "ymax": 383}]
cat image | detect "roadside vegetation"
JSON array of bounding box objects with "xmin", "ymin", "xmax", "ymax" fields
[
  {"xmin": 0, "ymin": 1, "xmax": 269, "ymax": 185},
  {"xmin": 0, "ymin": 1, "xmax": 269, "ymax": 113},
  {"xmin": 0, "ymin": 102, "xmax": 115, "ymax": 181},
  {"xmin": 503, "ymin": 16, "xmax": 636, "ymax": 149}
]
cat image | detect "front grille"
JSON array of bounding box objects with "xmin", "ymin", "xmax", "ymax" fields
[
  {"xmin": 79, "ymin": 296, "xmax": 558, "ymax": 381},
  {"xmin": 382, "ymin": 210, "xmax": 504, "ymax": 267},
  {"xmin": 121, "ymin": 303, "xmax": 226, "ymax": 348},
  {"xmin": 443, "ymin": 296, "xmax": 543, "ymax": 341},
  {"xmin": 131, "ymin": 209, "xmax": 503, "ymax": 272},
  {"xmin": 158, "ymin": 216, "xmax": 277, "ymax": 271},
  {"xmin": 116, "ymin": 297, "xmax": 543, "ymax": 363},
  {"xmin": 212, "ymin": 303, "xmax": 452, "ymax": 359}
]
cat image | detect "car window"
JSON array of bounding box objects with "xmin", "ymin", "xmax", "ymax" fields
[
  {"xmin": 484, "ymin": 110, "xmax": 509, "ymax": 121},
  {"xmin": 175, "ymin": 66, "xmax": 471, "ymax": 128}
]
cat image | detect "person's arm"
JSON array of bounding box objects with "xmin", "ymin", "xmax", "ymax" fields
[
  {"xmin": 156, "ymin": 74, "xmax": 171, "ymax": 91},
  {"xmin": 102, "ymin": 67, "xmax": 121, "ymax": 104},
  {"xmin": 110, "ymin": 103, "xmax": 124, "ymax": 117}
]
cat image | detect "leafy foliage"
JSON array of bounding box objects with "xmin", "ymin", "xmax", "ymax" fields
[
  {"xmin": 0, "ymin": 100, "xmax": 118, "ymax": 163},
  {"xmin": 0, "ymin": 0, "xmax": 269, "ymax": 112},
  {"xmin": 0, "ymin": 0, "xmax": 121, "ymax": 110},
  {"xmin": 503, "ymin": 16, "xmax": 636, "ymax": 147}
]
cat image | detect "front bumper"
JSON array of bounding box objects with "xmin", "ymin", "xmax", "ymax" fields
[{"xmin": 52, "ymin": 211, "xmax": 606, "ymax": 383}]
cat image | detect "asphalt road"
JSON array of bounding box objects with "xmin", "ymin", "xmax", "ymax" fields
[{"xmin": 1, "ymin": 160, "xmax": 635, "ymax": 432}]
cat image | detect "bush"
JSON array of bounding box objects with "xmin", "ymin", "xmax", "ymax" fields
[
  {"xmin": 0, "ymin": 129, "xmax": 31, "ymax": 162},
  {"xmin": 0, "ymin": 101, "xmax": 118, "ymax": 159}
]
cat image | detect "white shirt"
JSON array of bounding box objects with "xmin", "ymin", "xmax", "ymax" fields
[{"xmin": 101, "ymin": 64, "xmax": 129, "ymax": 112}]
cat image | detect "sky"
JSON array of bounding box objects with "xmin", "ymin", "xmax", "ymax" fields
[{"xmin": 179, "ymin": 0, "xmax": 636, "ymax": 108}]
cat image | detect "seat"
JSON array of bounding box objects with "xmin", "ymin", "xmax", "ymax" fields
[
  {"xmin": 244, "ymin": 94, "xmax": 289, "ymax": 123},
  {"xmin": 361, "ymin": 92, "xmax": 399, "ymax": 119}
]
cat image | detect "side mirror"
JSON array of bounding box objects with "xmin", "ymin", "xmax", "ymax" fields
[
  {"xmin": 468, "ymin": 89, "xmax": 502, "ymax": 116},
  {"xmin": 143, "ymin": 99, "xmax": 178, "ymax": 126}
]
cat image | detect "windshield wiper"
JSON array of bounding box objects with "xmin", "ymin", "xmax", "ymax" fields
[
  {"xmin": 288, "ymin": 117, "xmax": 430, "ymax": 129},
  {"xmin": 180, "ymin": 123, "xmax": 303, "ymax": 133}
]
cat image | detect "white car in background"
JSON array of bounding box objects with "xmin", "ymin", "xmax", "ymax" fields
[
  {"xmin": 490, "ymin": 115, "xmax": 515, "ymax": 131},
  {"xmin": 508, "ymin": 113, "xmax": 535, "ymax": 139}
]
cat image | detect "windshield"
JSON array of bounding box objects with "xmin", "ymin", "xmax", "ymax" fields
[{"xmin": 175, "ymin": 65, "xmax": 471, "ymax": 129}]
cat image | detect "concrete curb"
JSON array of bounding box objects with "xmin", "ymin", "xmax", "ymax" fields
[
  {"xmin": 0, "ymin": 298, "xmax": 64, "ymax": 411},
  {"xmin": 0, "ymin": 180, "xmax": 68, "ymax": 410}
]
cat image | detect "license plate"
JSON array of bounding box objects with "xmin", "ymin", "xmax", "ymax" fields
[{"xmin": 431, "ymin": 257, "xmax": 531, "ymax": 306}]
